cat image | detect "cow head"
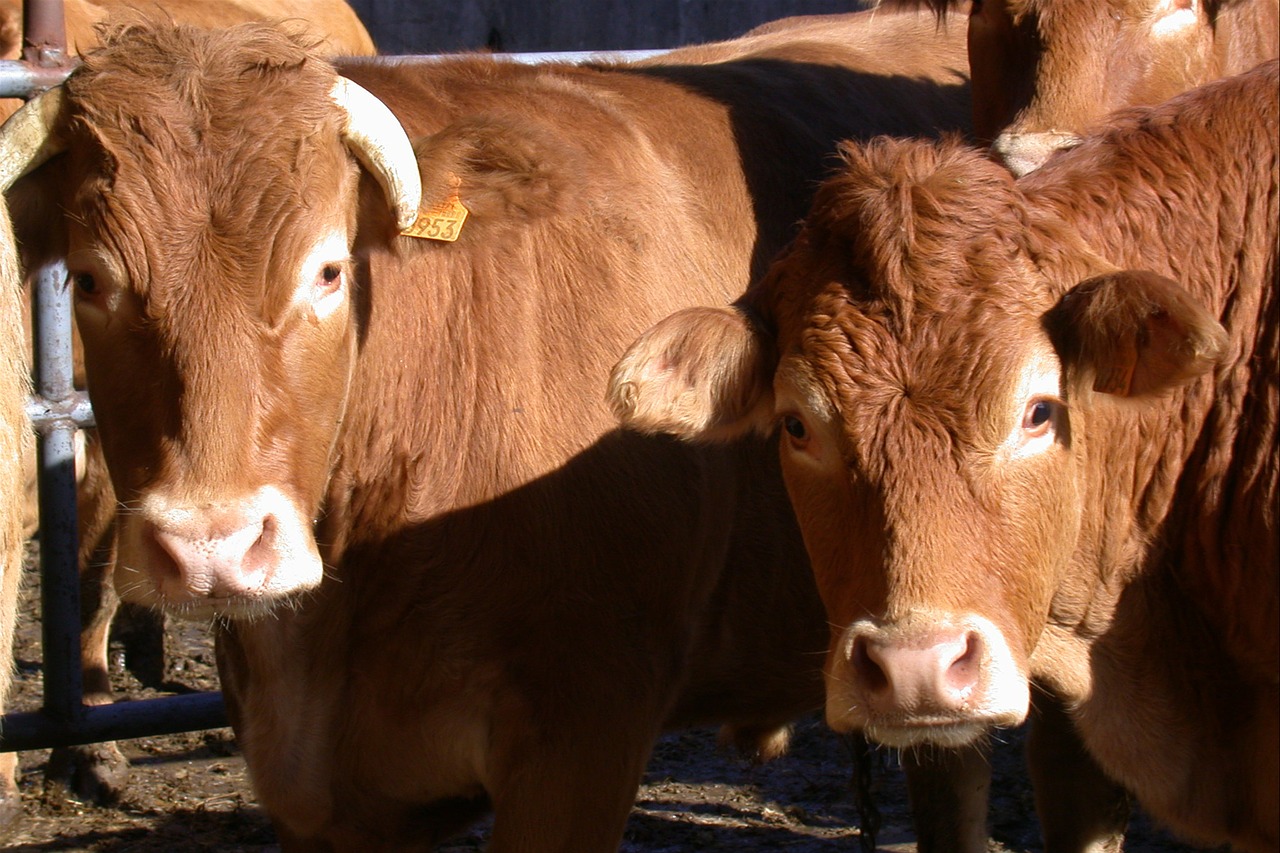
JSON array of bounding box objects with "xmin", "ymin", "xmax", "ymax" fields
[
  {"xmin": 608, "ymin": 137, "xmax": 1227, "ymax": 747},
  {"xmin": 0, "ymin": 23, "xmax": 421, "ymax": 620},
  {"xmin": 885, "ymin": 0, "xmax": 1266, "ymax": 175},
  {"xmin": 973, "ymin": 0, "xmax": 1230, "ymax": 175}
]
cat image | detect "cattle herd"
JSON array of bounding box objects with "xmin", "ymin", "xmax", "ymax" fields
[{"xmin": 0, "ymin": 0, "xmax": 1273, "ymax": 851}]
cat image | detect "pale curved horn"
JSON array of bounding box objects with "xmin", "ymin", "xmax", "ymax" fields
[
  {"xmin": 0, "ymin": 86, "xmax": 67, "ymax": 192},
  {"xmin": 329, "ymin": 76, "xmax": 422, "ymax": 231}
]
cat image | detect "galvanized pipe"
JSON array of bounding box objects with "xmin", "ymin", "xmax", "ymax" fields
[
  {"xmin": 30, "ymin": 260, "xmax": 84, "ymax": 728},
  {"xmin": 0, "ymin": 60, "xmax": 74, "ymax": 99}
]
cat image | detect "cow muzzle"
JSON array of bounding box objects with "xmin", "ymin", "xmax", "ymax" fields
[
  {"xmin": 114, "ymin": 485, "xmax": 323, "ymax": 620},
  {"xmin": 824, "ymin": 611, "xmax": 1029, "ymax": 748},
  {"xmin": 989, "ymin": 130, "xmax": 1082, "ymax": 177}
]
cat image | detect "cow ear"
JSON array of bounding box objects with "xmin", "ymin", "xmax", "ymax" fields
[
  {"xmin": 1044, "ymin": 270, "xmax": 1228, "ymax": 398},
  {"xmin": 607, "ymin": 305, "xmax": 777, "ymax": 441}
]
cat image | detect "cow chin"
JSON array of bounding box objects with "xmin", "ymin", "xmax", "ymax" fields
[
  {"xmin": 119, "ymin": 588, "xmax": 313, "ymax": 623},
  {"xmin": 826, "ymin": 696, "xmax": 1029, "ymax": 749},
  {"xmin": 862, "ymin": 719, "xmax": 1003, "ymax": 750},
  {"xmin": 112, "ymin": 485, "xmax": 326, "ymax": 621}
]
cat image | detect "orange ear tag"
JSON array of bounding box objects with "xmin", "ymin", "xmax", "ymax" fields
[{"xmin": 402, "ymin": 179, "xmax": 469, "ymax": 242}]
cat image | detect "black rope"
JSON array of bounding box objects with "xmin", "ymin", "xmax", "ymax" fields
[{"xmin": 848, "ymin": 731, "xmax": 881, "ymax": 853}]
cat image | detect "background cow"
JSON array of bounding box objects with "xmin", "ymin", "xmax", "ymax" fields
[
  {"xmin": 609, "ymin": 61, "xmax": 1278, "ymax": 851},
  {"xmin": 0, "ymin": 12, "xmax": 972, "ymax": 851},
  {"xmin": 884, "ymin": 0, "xmax": 1280, "ymax": 174},
  {"xmin": 3, "ymin": 0, "xmax": 377, "ymax": 820}
]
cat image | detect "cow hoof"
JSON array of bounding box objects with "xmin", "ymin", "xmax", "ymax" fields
[{"xmin": 45, "ymin": 742, "xmax": 131, "ymax": 805}]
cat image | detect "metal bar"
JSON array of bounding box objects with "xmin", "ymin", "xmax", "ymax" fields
[
  {"xmin": 0, "ymin": 60, "xmax": 74, "ymax": 99},
  {"xmin": 21, "ymin": 0, "xmax": 69, "ymax": 69},
  {"xmin": 30, "ymin": 260, "xmax": 84, "ymax": 730},
  {"xmin": 0, "ymin": 693, "xmax": 227, "ymax": 751}
]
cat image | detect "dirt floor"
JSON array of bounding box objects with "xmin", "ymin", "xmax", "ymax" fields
[{"xmin": 4, "ymin": 547, "xmax": 1204, "ymax": 852}]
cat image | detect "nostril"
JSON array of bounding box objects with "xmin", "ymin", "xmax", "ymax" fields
[
  {"xmin": 943, "ymin": 630, "xmax": 984, "ymax": 696},
  {"xmin": 146, "ymin": 525, "xmax": 184, "ymax": 581},
  {"xmin": 241, "ymin": 514, "xmax": 277, "ymax": 581},
  {"xmin": 851, "ymin": 635, "xmax": 889, "ymax": 694}
]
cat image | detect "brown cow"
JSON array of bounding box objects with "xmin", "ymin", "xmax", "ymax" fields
[
  {"xmin": 610, "ymin": 60, "xmax": 1279, "ymax": 850},
  {"xmin": 2, "ymin": 0, "xmax": 377, "ymax": 818},
  {"xmin": 884, "ymin": 0, "xmax": 1280, "ymax": 174},
  {"xmin": 0, "ymin": 12, "xmax": 972, "ymax": 850}
]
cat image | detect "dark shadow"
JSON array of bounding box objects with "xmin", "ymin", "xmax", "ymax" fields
[{"xmin": 617, "ymin": 58, "xmax": 971, "ymax": 279}]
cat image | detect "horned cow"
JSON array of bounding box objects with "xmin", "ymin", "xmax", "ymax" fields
[
  {"xmin": 0, "ymin": 0, "xmax": 378, "ymax": 818},
  {"xmin": 611, "ymin": 61, "xmax": 1279, "ymax": 851}
]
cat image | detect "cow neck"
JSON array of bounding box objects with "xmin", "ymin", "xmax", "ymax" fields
[
  {"xmin": 1021, "ymin": 79, "xmax": 1279, "ymax": 679},
  {"xmin": 216, "ymin": 598, "xmax": 350, "ymax": 837}
]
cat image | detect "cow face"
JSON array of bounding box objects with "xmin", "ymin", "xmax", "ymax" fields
[
  {"xmin": 0, "ymin": 25, "xmax": 420, "ymax": 620},
  {"xmin": 759, "ymin": 228, "xmax": 1073, "ymax": 747},
  {"xmin": 967, "ymin": 0, "xmax": 1218, "ymax": 174},
  {"xmin": 67, "ymin": 114, "xmax": 362, "ymax": 621},
  {"xmin": 609, "ymin": 138, "xmax": 1226, "ymax": 747}
]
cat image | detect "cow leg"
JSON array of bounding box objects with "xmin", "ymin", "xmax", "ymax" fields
[
  {"xmin": 45, "ymin": 436, "xmax": 131, "ymax": 805},
  {"xmin": 902, "ymin": 742, "xmax": 991, "ymax": 853},
  {"xmin": 485, "ymin": 726, "xmax": 654, "ymax": 853},
  {"xmin": 1027, "ymin": 691, "xmax": 1129, "ymax": 853}
]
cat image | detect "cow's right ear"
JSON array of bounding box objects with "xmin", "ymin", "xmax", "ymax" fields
[
  {"xmin": 607, "ymin": 305, "xmax": 777, "ymax": 442},
  {"xmin": 1043, "ymin": 269, "xmax": 1228, "ymax": 399}
]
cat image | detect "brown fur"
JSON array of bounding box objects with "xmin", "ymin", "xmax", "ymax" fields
[
  {"xmin": 5, "ymin": 13, "xmax": 972, "ymax": 850},
  {"xmin": 0, "ymin": 158, "xmax": 31, "ymax": 829},
  {"xmin": 612, "ymin": 61, "xmax": 1277, "ymax": 850}
]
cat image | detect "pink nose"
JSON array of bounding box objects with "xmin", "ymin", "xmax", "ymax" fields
[
  {"xmin": 849, "ymin": 627, "xmax": 984, "ymax": 716},
  {"xmin": 147, "ymin": 510, "xmax": 278, "ymax": 598}
]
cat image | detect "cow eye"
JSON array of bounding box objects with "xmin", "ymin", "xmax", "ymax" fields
[
  {"xmin": 782, "ymin": 414, "xmax": 808, "ymax": 442},
  {"xmin": 71, "ymin": 272, "xmax": 98, "ymax": 296},
  {"xmin": 318, "ymin": 264, "xmax": 343, "ymax": 290},
  {"xmin": 1022, "ymin": 398, "xmax": 1056, "ymax": 437}
]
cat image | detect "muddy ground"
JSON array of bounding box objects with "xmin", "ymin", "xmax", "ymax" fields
[{"xmin": 4, "ymin": 547, "xmax": 1201, "ymax": 852}]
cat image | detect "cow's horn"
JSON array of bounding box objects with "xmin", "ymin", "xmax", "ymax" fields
[
  {"xmin": 0, "ymin": 86, "xmax": 67, "ymax": 191},
  {"xmin": 329, "ymin": 77, "xmax": 422, "ymax": 231}
]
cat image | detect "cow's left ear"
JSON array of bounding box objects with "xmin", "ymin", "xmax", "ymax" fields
[
  {"xmin": 1043, "ymin": 269, "xmax": 1229, "ymax": 398},
  {"xmin": 607, "ymin": 305, "xmax": 777, "ymax": 442}
]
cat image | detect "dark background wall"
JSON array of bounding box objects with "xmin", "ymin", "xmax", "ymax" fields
[{"xmin": 347, "ymin": 0, "xmax": 873, "ymax": 55}]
